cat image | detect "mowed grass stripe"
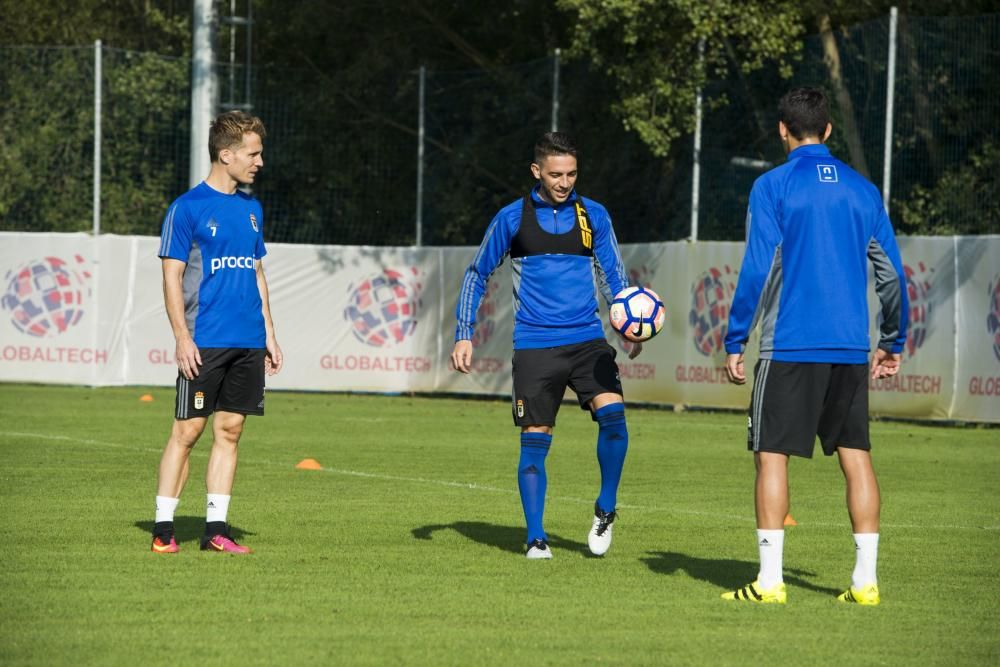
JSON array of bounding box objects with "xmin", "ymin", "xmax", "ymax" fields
[{"xmin": 4, "ymin": 428, "xmax": 997, "ymax": 532}]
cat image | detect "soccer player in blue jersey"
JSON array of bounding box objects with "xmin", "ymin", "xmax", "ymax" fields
[
  {"xmin": 721, "ymin": 88, "xmax": 908, "ymax": 603},
  {"xmin": 150, "ymin": 111, "xmax": 283, "ymax": 554},
  {"xmin": 451, "ymin": 132, "xmax": 640, "ymax": 559}
]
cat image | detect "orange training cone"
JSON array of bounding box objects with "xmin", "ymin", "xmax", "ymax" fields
[
  {"xmin": 783, "ymin": 513, "xmax": 798, "ymax": 526},
  {"xmin": 139, "ymin": 394, "xmax": 155, "ymax": 402},
  {"xmin": 296, "ymin": 458, "xmax": 322, "ymax": 470}
]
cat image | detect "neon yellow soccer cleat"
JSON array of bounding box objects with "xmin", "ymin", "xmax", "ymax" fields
[
  {"xmin": 837, "ymin": 584, "xmax": 880, "ymax": 605},
  {"xmin": 721, "ymin": 581, "xmax": 787, "ymax": 604}
]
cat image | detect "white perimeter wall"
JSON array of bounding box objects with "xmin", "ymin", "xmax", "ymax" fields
[{"xmin": 1, "ymin": 232, "xmax": 997, "ymax": 422}]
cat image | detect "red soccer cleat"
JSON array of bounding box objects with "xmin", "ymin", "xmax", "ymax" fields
[{"xmin": 151, "ymin": 535, "xmax": 179, "ymax": 554}]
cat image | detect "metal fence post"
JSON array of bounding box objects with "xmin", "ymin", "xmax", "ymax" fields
[
  {"xmin": 690, "ymin": 39, "xmax": 705, "ymax": 242},
  {"xmin": 882, "ymin": 7, "xmax": 899, "ymax": 214},
  {"xmin": 551, "ymin": 48, "xmax": 561, "ymax": 132},
  {"xmin": 415, "ymin": 65, "xmax": 426, "ymax": 247},
  {"xmin": 93, "ymin": 40, "xmax": 102, "ymax": 236}
]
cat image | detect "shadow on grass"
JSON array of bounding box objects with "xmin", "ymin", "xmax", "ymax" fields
[
  {"xmin": 641, "ymin": 551, "xmax": 840, "ymax": 595},
  {"xmin": 133, "ymin": 516, "xmax": 254, "ymax": 546},
  {"xmin": 412, "ymin": 521, "xmax": 592, "ymax": 556}
]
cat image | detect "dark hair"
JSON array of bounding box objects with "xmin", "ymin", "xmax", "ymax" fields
[
  {"xmin": 534, "ymin": 131, "xmax": 577, "ymax": 163},
  {"xmin": 778, "ymin": 88, "xmax": 830, "ymax": 140}
]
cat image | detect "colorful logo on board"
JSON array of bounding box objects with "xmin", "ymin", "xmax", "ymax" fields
[
  {"xmin": 904, "ymin": 261, "xmax": 934, "ymax": 359},
  {"xmin": 343, "ymin": 268, "xmax": 422, "ymax": 348},
  {"xmin": 988, "ymin": 274, "xmax": 1000, "ymax": 363},
  {"xmin": 1, "ymin": 255, "xmax": 92, "ymax": 338},
  {"xmin": 689, "ymin": 265, "xmax": 736, "ymax": 357}
]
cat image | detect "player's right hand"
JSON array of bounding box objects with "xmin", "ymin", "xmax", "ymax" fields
[
  {"xmin": 451, "ymin": 340, "xmax": 473, "ymax": 374},
  {"xmin": 175, "ymin": 335, "xmax": 202, "ymax": 380},
  {"xmin": 725, "ymin": 353, "xmax": 746, "ymax": 385}
]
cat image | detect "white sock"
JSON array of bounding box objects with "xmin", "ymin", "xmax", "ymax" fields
[
  {"xmin": 206, "ymin": 494, "xmax": 231, "ymax": 524},
  {"xmin": 155, "ymin": 496, "xmax": 179, "ymax": 523},
  {"xmin": 757, "ymin": 529, "xmax": 785, "ymax": 589},
  {"xmin": 852, "ymin": 533, "xmax": 879, "ymax": 589}
]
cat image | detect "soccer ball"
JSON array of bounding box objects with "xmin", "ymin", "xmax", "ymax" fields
[{"xmin": 609, "ymin": 286, "xmax": 665, "ymax": 342}]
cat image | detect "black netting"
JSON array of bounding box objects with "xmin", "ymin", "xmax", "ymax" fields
[{"xmin": 2, "ymin": 13, "xmax": 997, "ymax": 242}]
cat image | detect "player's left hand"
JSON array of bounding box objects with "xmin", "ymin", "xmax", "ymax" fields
[
  {"xmin": 726, "ymin": 353, "xmax": 746, "ymax": 385},
  {"xmin": 627, "ymin": 341, "xmax": 643, "ymax": 359},
  {"xmin": 870, "ymin": 348, "xmax": 900, "ymax": 379},
  {"xmin": 265, "ymin": 338, "xmax": 283, "ymax": 375}
]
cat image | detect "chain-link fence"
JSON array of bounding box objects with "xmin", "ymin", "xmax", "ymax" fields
[
  {"xmin": 0, "ymin": 46, "xmax": 96, "ymax": 231},
  {"xmin": 1, "ymin": 12, "xmax": 996, "ymax": 244}
]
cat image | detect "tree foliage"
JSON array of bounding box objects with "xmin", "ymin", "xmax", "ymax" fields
[
  {"xmin": 0, "ymin": 0, "xmax": 996, "ymax": 239},
  {"xmin": 897, "ymin": 142, "xmax": 999, "ymax": 235},
  {"xmin": 556, "ymin": 0, "xmax": 803, "ymax": 157},
  {"xmin": 0, "ymin": 0, "xmax": 189, "ymax": 53},
  {"xmin": 0, "ymin": 1, "xmax": 190, "ymax": 233}
]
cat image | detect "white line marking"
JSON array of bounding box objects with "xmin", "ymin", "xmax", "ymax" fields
[{"xmin": 4, "ymin": 430, "xmax": 998, "ymax": 531}]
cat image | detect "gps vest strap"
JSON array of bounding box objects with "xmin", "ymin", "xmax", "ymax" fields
[{"xmin": 510, "ymin": 195, "xmax": 595, "ymax": 259}]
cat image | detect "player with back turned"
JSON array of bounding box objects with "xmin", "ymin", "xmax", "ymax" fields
[
  {"xmin": 451, "ymin": 132, "xmax": 641, "ymax": 559},
  {"xmin": 721, "ymin": 88, "xmax": 908, "ymax": 604},
  {"xmin": 150, "ymin": 111, "xmax": 283, "ymax": 554}
]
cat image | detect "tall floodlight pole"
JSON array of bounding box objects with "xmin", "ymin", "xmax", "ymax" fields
[
  {"xmin": 551, "ymin": 48, "xmax": 561, "ymax": 132},
  {"xmin": 93, "ymin": 40, "xmax": 102, "ymax": 236},
  {"xmin": 415, "ymin": 65, "xmax": 426, "ymax": 247},
  {"xmin": 245, "ymin": 0, "xmax": 253, "ymax": 107},
  {"xmin": 190, "ymin": 0, "xmax": 218, "ymax": 188},
  {"xmin": 228, "ymin": 0, "xmax": 236, "ymax": 107},
  {"xmin": 882, "ymin": 7, "xmax": 899, "ymax": 214},
  {"xmin": 690, "ymin": 38, "xmax": 705, "ymax": 242}
]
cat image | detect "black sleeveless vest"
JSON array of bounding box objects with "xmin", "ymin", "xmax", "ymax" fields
[{"xmin": 509, "ymin": 195, "xmax": 595, "ymax": 259}]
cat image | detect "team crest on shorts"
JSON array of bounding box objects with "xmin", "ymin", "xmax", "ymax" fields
[
  {"xmin": 194, "ymin": 391, "xmax": 205, "ymax": 410},
  {"xmin": 516, "ymin": 399, "xmax": 525, "ymax": 418},
  {"xmin": 249, "ymin": 213, "xmax": 258, "ymax": 232}
]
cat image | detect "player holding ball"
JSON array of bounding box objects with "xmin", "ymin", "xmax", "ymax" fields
[{"xmin": 451, "ymin": 132, "xmax": 662, "ymax": 559}]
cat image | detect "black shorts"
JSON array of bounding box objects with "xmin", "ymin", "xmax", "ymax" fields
[
  {"xmin": 174, "ymin": 348, "xmax": 266, "ymax": 419},
  {"xmin": 511, "ymin": 339, "xmax": 622, "ymax": 427},
  {"xmin": 747, "ymin": 360, "xmax": 869, "ymax": 458}
]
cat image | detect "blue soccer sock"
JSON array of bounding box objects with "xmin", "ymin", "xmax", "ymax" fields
[
  {"xmin": 518, "ymin": 432, "xmax": 552, "ymax": 543},
  {"xmin": 595, "ymin": 403, "xmax": 628, "ymax": 513}
]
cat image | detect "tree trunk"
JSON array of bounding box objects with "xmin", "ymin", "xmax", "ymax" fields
[
  {"xmin": 899, "ymin": 14, "xmax": 941, "ymax": 177},
  {"xmin": 818, "ymin": 15, "xmax": 870, "ymax": 178},
  {"xmin": 722, "ymin": 37, "xmax": 770, "ymax": 145}
]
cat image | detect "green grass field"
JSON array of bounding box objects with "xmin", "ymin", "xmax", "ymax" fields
[{"xmin": 0, "ymin": 384, "xmax": 997, "ymax": 665}]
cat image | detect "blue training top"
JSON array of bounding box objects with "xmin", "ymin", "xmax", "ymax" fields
[
  {"xmin": 157, "ymin": 182, "xmax": 267, "ymax": 349},
  {"xmin": 456, "ymin": 186, "xmax": 629, "ymax": 350},
  {"xmin": 725, "ymin": 144, "xmax": 909, "ymax": 364}
]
